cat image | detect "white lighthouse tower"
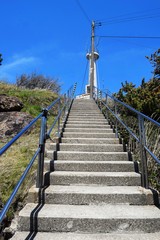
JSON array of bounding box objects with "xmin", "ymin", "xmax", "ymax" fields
[
  {"xmin": 86, "ymin": 21, "xmax": 99, "ymax": 99},
  {"xmin": 76, "ymin": 21, "xmax": 99, "ymax": 99},
  {"xmin": 85, "ymin": 51, "xmax": 99, "ymax": 98}
]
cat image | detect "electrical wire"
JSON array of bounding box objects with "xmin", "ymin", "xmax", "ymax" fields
[
  {"xmin": 80, "ymin": 60, "xmax": 89, "ymax": 95},
  {"xmin": 98, "ymin": 35, "xmax": 160, "ymax": 39},
  {"xmin": 75, "ymin": 0, "xmax": 91, "ymax": 24},
  {"xmin": 96, "ymin": 7, "xmax": 160, "ymax": 25},
  {"xmin": 97, "ymin": 8, "xmax": 160, "ymax": 21},
  {"xmin": 107, "ymin": 37, "xmax": 158, "ymax": 51},
  {"xmin": 96, "ymin": 60, "xmax": 100, "ymax": 90},
  {"xmin": 100, "ymin": 14, "xmax": 160, "ymax": 26}
]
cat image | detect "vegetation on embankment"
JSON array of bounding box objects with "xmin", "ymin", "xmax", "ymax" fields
[
  {"xmin": 0, "ymin": 82, "xmax": 58, "ymax": 117},
  {"xmin": 113, "ymin": 49, "xmax": 160, "ymax": 192},
  {"xmin": 0, "ymin": 82, "xmax": 59, "ymax": 227}
]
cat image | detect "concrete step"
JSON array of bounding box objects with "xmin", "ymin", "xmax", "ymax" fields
[
  {"xmin": 68, "ymin": 116, "xmax": 105, "ymax": 120},
  {"xmin": 11, "ymin": 232, "xmax": 160, "ymax": 240},
  {"xmin": 69, "ymin": 114, "xmax": 102, "ymax": 117},
  {"xmin": 64, "ymin": 128, "xmax": 113, "ymax": 133},
  {"xmin": 72, "ymin": 102, "xmax": 98, "ymax": 105},
  {"xmin": 56, "ymin": 151, "xmax": 128, "ymax": 161},
  {"xmin": 71, "ymin": 103, "xmax": 99, "ymax": 107},
  {"xmin": 61, "ymin": 138, "xmax": 119, "ymax": 144},
  {"xmin": 62, "ymin": 132, "xmax": 116, "ymax": 138},
  {"xmin": 69, "ymin": 109, "xmax": 102, "ymax": 112},
  {"xmin": 66, "ymin": 120, "xmax": 108, "ymax": 124},
  {"xmin": 50, "ymin": 171, "xmax": 140, "ymax": 186},
  {"xmin": 70, "ymin": 111, "xmax": 101, "ymax": 114},
  {"xmin": 69, "ymin": 111, "xmax": 104, "ymax": 118},
  {"xmin": 70, "ymin": 108, "xmax": 100, "ymax": 110},
  {"xmin": 44, "ymin": 159, "xmax": 132, "ymax": 171},
  {"xmin": 59, "ymin": 143, "xmax": 123, "ymax": 152},
  {"xmin": 71, "ymin": 109, "xmax": 100, "ymax": 111},
  {"xmin": 18, "ymin": 203, "xmax": 160, "ymax": 233},
  {"xmin": 53, "ymin": 160, "xmax": 135, "ymax": 172},
  {"xmin": 44, "ymin": 185, "xmax": 154, "ymax": 205},
  {"xmin": 65, "ymin": 124, "xmax": 110, "ymax": 129}
]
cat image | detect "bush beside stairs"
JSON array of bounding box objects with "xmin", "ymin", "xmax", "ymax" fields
[{"xmin": 12, "ymin": 99, "xmax": 160, "ymax": 239}]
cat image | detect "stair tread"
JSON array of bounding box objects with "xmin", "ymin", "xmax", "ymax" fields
[
  {"xmin": 62, "ymin": 138, "xmax": 116, "ymax": 140},
  {"xmin": 11, "ymin": 232, "xmax": 160, "ymax": 240},
  {"xmin": 61, "ymin": 138, "xmax": 119, "ymax": 143},
  {"xmin": 59, "ymin": 143, "xmax": 121, "ymax": 146},
  {"xmin": 65, "ymin": 128, "xmax": 111, "ymax": 130},
  {"xmin": 45, "ymin": 185, "xmax": 151, "ymax": 195},
  {"xmin": 19, "ymin": 203, "xmax": 160, "ymax": 219},
  {"xmin": 56, "ymin": 150, "xmax": 127, "ymax": 154},
  {"xmin": 54, "ymin": 160, "xmax": 133, "ymax": 164},
  {"xmin": 50, "ymin": 171, "xmax": 139, "ymax": 177},
  {"xmin": 56, "ymin": 150, "xmax": 128, "ymax": 157}
]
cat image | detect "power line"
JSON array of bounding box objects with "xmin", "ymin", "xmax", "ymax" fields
[
  {"xmin": 98, "ymin": 35, "xmax": 160, "ymax": 39},
  {"xmin": 101, "ymin": 15, "xmax": 160, "ymax": 26},
  {"xmin": 96, "ymin": 7, "xmax": 160, "ymax": 24},
  {"xmin": 80, "ymin": 60, "xmax": 89, "ymax": 95},
  {"xmin": 104, "ymin": 37, "xmax": 158, "ymax": 51},
  {"xmin": 75, "ymin": 0, "xmax": 91, "ymax": 24}
]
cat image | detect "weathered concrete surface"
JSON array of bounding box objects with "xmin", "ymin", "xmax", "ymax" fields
[
  {"xmin": 59, "ymin": 143, "xmax": 123, "ymax": 152},
  {"xmin": 50, "ymin": 171, "xmax": 141, "ymax": 186},
  {"xmin": 61, "ymin": 137, "xmax": 119, "ymax": 144},
  {"xmin": 67, "ymin": 119, "xmax": 108, "ymax": 125},
  {"xmin": 11, "ymin": 232, "xmax": 160, "ymax": 240},
  {"xmin": 44, "ymin": 185, "xmax": 154, "ymax": 205},
  {"xmin": 65, "ymin": 124, "xmax": 110, "ymax": 128},
  {"xmin": 64, "ymin": 128, "xmax": 113, "ymax": 133},
  {"xmin": 56, "ymin": 151, "xmax": 128, "ymax": 161},
  {"xmin": 54, "ymin": 160, "xmax": 134, "ymax": 172},
  {"xmin": 18, "ymin": 203, "xmax": 160, "ymax": 233},
  {"xmin": 62, "ymin": 132, "xmax": 116, "ymax": 138}
]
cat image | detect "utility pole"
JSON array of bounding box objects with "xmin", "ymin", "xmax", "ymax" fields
[
  {"xmin": 90, "ymin": 21, "xmax": 95, "ymax": 98},
  {"xmin": 85, "ymin": 21, "xmax": 99, "ymax": 99}
]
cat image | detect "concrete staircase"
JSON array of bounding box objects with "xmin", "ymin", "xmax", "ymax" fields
[{"xmin": 12, "ymin": 99, "xmax": 160, "ymax": 239}]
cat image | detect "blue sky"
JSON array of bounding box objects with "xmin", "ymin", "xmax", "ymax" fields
[{"xmin": 0, "ymin": 0, "xmax": 160, "ymax": 95}]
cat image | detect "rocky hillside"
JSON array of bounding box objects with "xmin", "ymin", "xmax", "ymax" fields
[
  {"xmin": 0, "ymin": 82, "xmax": 58, "ymax": 143},
  {"xmin": 0, "ymin": 95, "xmax": 33, "ymax": 142},
  {"xmin": 0, "ymin": 82, "xmax": 58, "ymax": 239}
]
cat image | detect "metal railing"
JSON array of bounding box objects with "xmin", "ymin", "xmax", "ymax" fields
[
  {"xmin": 0, "ymin": 83, "xmax": 77, "ymax": 223},
  {"xmin": 94, "ymin": 87, "xmax": 160, "ymax": 189}
]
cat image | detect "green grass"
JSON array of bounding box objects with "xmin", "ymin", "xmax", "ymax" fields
[
  {"xmin": 0, "ymin": 82, "xmax": 58, "ymax": 117},
  {"xmin": 0, "ymin": 133, "xmax": 39, "ymax": 220}
]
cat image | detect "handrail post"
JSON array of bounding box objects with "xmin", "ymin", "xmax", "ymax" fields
[
  {"xmin": 64, "ymin": 93, "xmax": 67, "ymax": 118},
  {"xmin": 138, "ymin": 115, "xmax": 149, "ymax": 188},
  {"xmin": 57, "ymin": 99, "xmax": 61, "ymax": 138},
  {"xmin": 96, "ymin": 87, "xmax": 98, "ymax": 101},
  {"xmin": 105, "ymin": 93, "xmax": 108, "ymax": 121},
  {"xmin": 72, "ymin": 83, "xmax": 76, "ymax": 98},
  {"xmin": 67, "ymin": 89, "xmax": 70, "ymax": 112},
  {"xmin": 36, "ymin": 109, "xmax": 48, "ymax": 188},
  {"xmin": 98, "ymin": 90, "xmax": 102, "ymax": 111},
  {"xmin": 114, "ymin": 100, "xmax": 118, "ymax": 138}
]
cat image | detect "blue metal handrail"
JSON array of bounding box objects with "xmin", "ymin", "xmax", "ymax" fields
[
  {"xmin": 0, "ymin": 83, "xmax": 77, "ymax": 223},
  {"xmin": 94, "ymin": 87, "xmax": 160, "ymax": 189}
]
